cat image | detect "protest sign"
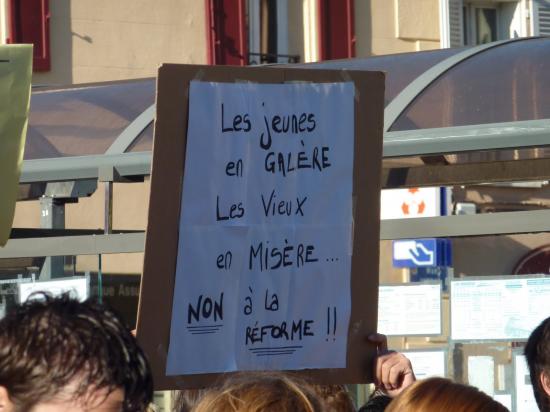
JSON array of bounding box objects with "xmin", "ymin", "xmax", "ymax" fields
[
  {"xmin": 0, "ymin": 45, "xmax": 33, "ymax": 246},
  {"xmin": 137, "ymin": 64, "xmax": 384, "ymax": 388}
]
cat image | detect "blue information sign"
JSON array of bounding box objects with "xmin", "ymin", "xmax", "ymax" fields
[{"xmin": 392, "ymin": 238, "xmax": 452, "ymax": 268}]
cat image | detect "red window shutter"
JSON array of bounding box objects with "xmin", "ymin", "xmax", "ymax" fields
[
  {"xmin": 8, "ymin": 0, "xmax": 50, "ymax": 71},
  {"xmin": 206, "ymin": 0, "xmax": 248, "ymax": 65},
  {"xmin": 318, "ymin": 0, "xmax": 355, "ymax": 60}
]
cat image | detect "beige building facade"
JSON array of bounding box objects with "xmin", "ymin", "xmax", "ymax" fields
[
  {"xmin": 3, "ymin": 0, "xmax": 548, "ymax": 274},
  {"xmin": 356, "ymin": 0, "xmax": 441, "ymax": 55},
  {"xmin": 2, "ymin": 0, "xmax": 547, "ymax": 84},
  {"xmin": 2, "ymin": 0, "xmax": 550, "ymax": 323},
  {"xmin": 2, "ymin": 4, "xmax": 550, "ymax": 406},
  {"xmin": 2, "ymin": 0, "xmax": 208, "ymax": 84},
  {"xmin": 1, "ymin": 0, "xmax": 445, "ymax": 85}
]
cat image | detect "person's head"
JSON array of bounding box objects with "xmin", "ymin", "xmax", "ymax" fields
[
  {"xmin": 525, "ymin": 316, "xmax": 550, "ymax": 411},
  {"xmin": 312, "ymin": 385, "xmax": 354, "ymax": 412},
  {"xmin": 0, "ymin": 293, "xmax": 153, "ymax": 412},
  {"xmin": 385, "ymin": 377, "xmax": 508, "ymax": 412},
  {"xmin": 173, "ymin": 389, "xmax": 206, "ymax": 412},
  {"xmin": 192, "ymin": 372, "xmax": 325, "ymax": 412}
]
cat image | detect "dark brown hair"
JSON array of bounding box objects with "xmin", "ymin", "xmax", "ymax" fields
[
  {"xmin": 0, "ymin": 293, "xmax": 153, "ymax": 411},
  {"xmin": 192, "ymin": 372, "xmax": 325, "ymax": 412},
  {"xmin": 525, "ymin": 316, "xmax": 550, "ymax": 411},
  {"xmin": 385, "ymin": 377, "xmax": 508, "ymax": 412}
]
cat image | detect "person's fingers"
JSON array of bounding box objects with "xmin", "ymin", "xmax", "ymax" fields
[
  {"xmin": 402, "ymin": 368, "xmax": 416, "ymax": 388},
  {"xmin": 374, "ymin": 352, "xmax": 383, "ymax": 386},
  {"xmin": 370, "ymin": 334, "xmax": 388, "ymax": 386},
  {"xmin": 367, "ymin": 333, "xmax": 388, "ymax": 353},
  {"xmin": 381, "ymin": 354, "xmax": 403, "ymax": 390},
  {"xmin": 388, "ymin": 360, "xmax": 410, "ymax": 389},
  {"xmin": 375, "ymin": 351, "xmax": 393, "ymax": 386},
  {"xmin": 376, "ymin": 351, "xmax": 398, "ymax": 389},
  {"xmin": 370, "ymin": 336, "xmax": 414, "ymax": 393},
  {"xmin": 378, "ymin": 352, "xmax": 414, "ymax": 390}
]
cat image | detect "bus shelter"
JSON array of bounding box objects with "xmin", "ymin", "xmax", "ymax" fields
[{"xmin": 2, "ymin": 36, "xmax": 550, "ymax": 410}]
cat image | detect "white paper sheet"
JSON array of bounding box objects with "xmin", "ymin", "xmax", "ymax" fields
[
  {"xmin": 18, "ymin": 277, "xmax": 89, "ymax": 302},
  {"xmin": 378, "ymin": 284, "xmax": 441, "ymax": 336},
  {"xmin": 166, "ymin": 81, "xmax": 355, "ymax": 375},
  {"xmin": 468, "ymin": 356, "xmax": 495, "ymax": 397},
  {"xmin": 515, "ymin": 354, "xmax": 538, "ymax": 412},
  {"xmin": 403, "ymin": 350, "xmax": 446, "ymax": 379},
  {"xmin": 451, "ymin": 277, "xmax": 550, "ymax": 340}
]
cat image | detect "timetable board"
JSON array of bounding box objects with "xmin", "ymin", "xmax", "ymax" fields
[
  {"xmin": 451, "ymin": 276, "xmax": 550, "ymax": 341},
  {"xmin": 378, "ymin": 283, "xmax": 442, "ymax": 336}
]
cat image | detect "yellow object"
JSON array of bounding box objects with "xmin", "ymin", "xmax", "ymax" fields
[{"xmin": 0, "ymin": 45, "xmax": 32, "ymax": 246}]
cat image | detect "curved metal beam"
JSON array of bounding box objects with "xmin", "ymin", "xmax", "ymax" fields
[
  {"xmin": 20, "ymin": 152, "xmax": 151, "ymax": 183},
  {"xmin": 380, "ymin": 209, "xmax": 550, "ymax": 240},
  {"xmin": 383, "ymin": 118, "xmax": 550, "ymax": 157},
  {"xmin": 383, "ymin": 38, "xmax": 533, "ymax": 133},
  {"xmin": 0, "ymin": 232, "xmax": 145, "ymax": 258},
  {"xmin": 105, "ymin": 104, "xmax": 155, "ymax": 154}
]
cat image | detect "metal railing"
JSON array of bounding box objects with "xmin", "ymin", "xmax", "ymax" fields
[{"xmin": 248, "ymin": 52, "xmax": 300, "ymax": 65}]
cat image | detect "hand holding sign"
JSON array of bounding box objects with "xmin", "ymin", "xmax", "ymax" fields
[{"xmin": 368, "ymin": 333, "xmax": 416, "ymax": 398}]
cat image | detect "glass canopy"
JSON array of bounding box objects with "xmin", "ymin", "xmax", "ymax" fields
[
  {"xmin": 391, "ymin": 37, "xmax": 550, "ymax": 131},
  {"xmin": 22, "ymin": 37, "xmax": 550, "ymax": 166},
  {"xmin": 8, "ymin": 38, "xmax": 550, "ymax": 410},
  {"xmin": 294, "ymin": 47, "xmax": 463, "ymax": 106},
  {"xmin": 26, "ymin": 79, "xmax": 154, "ymax": 159}
]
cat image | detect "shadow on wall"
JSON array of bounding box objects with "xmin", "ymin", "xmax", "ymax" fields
[
  {"xmin": 453, "ymin": 233, "xmax": 550, "ymax": 277},
  {"xmin": 354, "ymin": 0, "xmax": 372, "ymax": 57}
]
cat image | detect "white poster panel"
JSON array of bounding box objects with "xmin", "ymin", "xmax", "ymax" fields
[
  {"xmin": 166, "ymin": 81, "xmax": 355, "ymax": 375},
  {"xmin": 468, "ymin": 356, "xmax": 495, "ymax": 397},
  {"xmin": 515, "ymin": 354, "xmax": 538, "ymax": 412},
  {"xmin": 380, "ymin": 187, "xmax": 441, "ymax": 219},
  {"xmin": 18, "ymin": 277, "xmax": 89, "ymax": 303},
  {"xmin": 378, "ymin": 284, "xmax": 441, "ymax": 336},
  {"xmin": 451, "ymin": 277, "xmax": 550, "ymax": 340},
  {"xmin": 403, "ymin": 350, "xmax": 446, "ymax": 379}
]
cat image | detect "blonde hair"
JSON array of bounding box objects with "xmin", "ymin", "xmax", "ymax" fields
[
  {"xmin": 385, "ymin": 377, "xmax": 509, "ymax": 412},
  {"xmin": 191, "ymin": 373, "xmax": 325, "ymax": 412}
]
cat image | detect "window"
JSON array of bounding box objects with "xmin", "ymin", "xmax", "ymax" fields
[
  {"xmin": 464, "ymin": 4, "xmax": 498, "ymax": 45},
  {"xmin": 532, "ymin": 0, "xmax": 550, "ymax": 36},
  {"xmin": 318, "ymin": 0, "xmax": 355, "ymax": 60},
  {"xmin": 7, "ymin": 0, "xmax": 50, "ymax": 71},
  {"xmin": 206, "ymin": 0, "xmax": 248, "ymax": 66},
  {"xmin": 208, "ymin": 0, "xmax": 354, "ymax": 65},
  {"xmin": 476, "ymin": 8, "xmax": 497, "ymax": 43},
  {"xmin": 247, "ymin": 0, "xmax": 296, "ymax": 65},
  {"xmin": 206, "ymin": 0, "xmax": 297, "ymax": 66},
  {"xmin": 442, "ymin": 0, "xmax": 527, "ymax": 48}
]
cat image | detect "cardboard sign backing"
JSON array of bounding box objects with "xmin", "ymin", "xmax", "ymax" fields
[{"xmin": 137, "ymin": 64, "xmax": 385, "ymax": 389}]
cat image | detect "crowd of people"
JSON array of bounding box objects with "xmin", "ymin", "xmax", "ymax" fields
[{"xmin": 0, "ymin": 294, "xmax": 548, "ymax": 411}]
